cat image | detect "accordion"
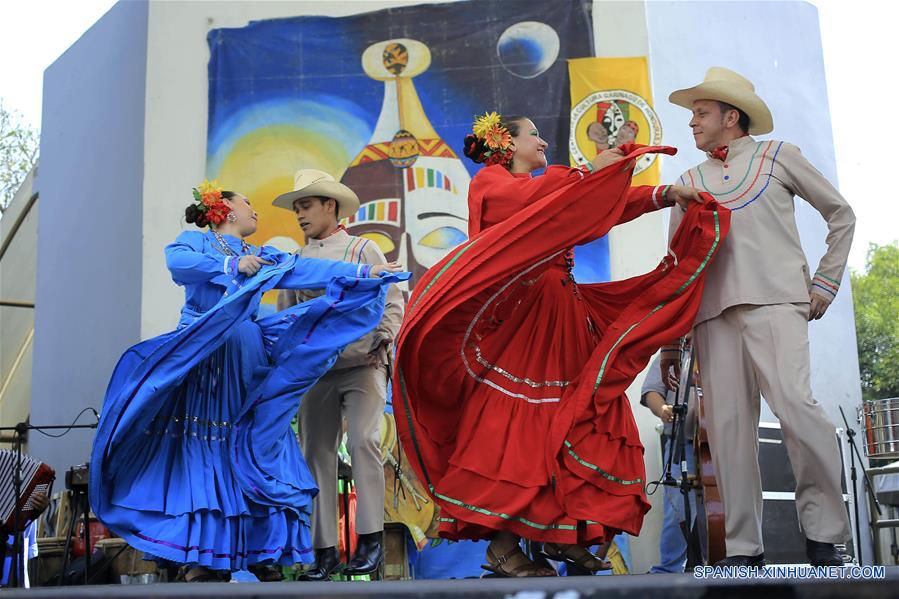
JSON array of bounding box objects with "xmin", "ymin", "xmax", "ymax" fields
[{"xmin": 0, "ymin": 449, "xmax": 55, "ymax": 532}]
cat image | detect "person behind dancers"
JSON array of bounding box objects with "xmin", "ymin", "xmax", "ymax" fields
[
  {"xmin": 0, "ymin": 491, "xmax": 48, "ymax": 586},
  {"xmin": 393, "ymin": 112, "xmax": 730, "ymax": 577},
  {"xmin": 640, "ymin": 353, "xmax": 697, "ymax": 573},
  {"xmin": 90, "ymin": 181, "xmax": 406, "ymax": 582}
]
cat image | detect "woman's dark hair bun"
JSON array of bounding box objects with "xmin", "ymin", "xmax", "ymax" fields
[
  {"xmin": 185, "ymin": 203, "xmax": 210, "ymax": 228},
  {"xmin": 463, "ymin": 133, "xmax": 488, "ymax": 164},
  {"xmin": 185, "ymin": 189, "xmax": 238, "ymax": 228}
]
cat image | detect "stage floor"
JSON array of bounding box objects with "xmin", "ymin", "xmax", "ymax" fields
[{"xmin": 4, "ymin": 567, "xmax": 899, "ymax": 599}]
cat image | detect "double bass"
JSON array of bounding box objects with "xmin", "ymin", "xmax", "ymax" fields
[
  {"xmin": 693, "ymin": 383, "xmax": 726, "ymax": 565},
  {"xmin": 671, "ymin": 340, "xmax": 726, "ymax": 565},
  {"xmin": 680, "ymin": 341, "xmax": 727, "ymax": 565}
]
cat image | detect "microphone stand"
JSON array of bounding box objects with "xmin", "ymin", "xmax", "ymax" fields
[
  {"xmin": 661, "ymin": 339, "xmax": 696, "ymax": 547},
  {"xmin": 839, "ymin": 406, "xmax": 879, "ymax": 566},
  {"xmin": 0, "ymin": 419, "xmax": 98, "ymax": 588}
]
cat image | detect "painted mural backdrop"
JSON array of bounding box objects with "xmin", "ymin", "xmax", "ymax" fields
[
  {"xmin": 205, "ymin": 0, "xmax": 599, "ymax": 303},
  {"xmin": 568, "ymin": 57, "xmax": 662, "ymax": 185}
]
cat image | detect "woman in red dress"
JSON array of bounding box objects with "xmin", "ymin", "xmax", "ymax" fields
[{"xmin": 393, "ymin": 113, "xmax": 729, "ymax": 576}]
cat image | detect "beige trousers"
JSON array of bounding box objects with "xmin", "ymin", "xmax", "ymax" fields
[
  {"xmin": 693, "ymin": 303, "xmax": 851, "ymax": 557},
  {"xmin": 300, "ymin": 365, "xmax": 387, "ymax": 549}
]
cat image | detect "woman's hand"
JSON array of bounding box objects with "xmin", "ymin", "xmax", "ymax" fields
[
  {"xmin": 667, "ymin": 185, "xmax": 704, "ymax": 210},
  {"xmin": 590, "ymin": 147, "xmax": 625, "ymax": 171},
  {"xmin": 371, "ymin": 262, "xmax": 403, "ymax": 277},
  {"xmin": 589, "ymin": 147, "xmax": 635, "ymax": 173},
  {"xmin": 238, "ymin": 255, "xmax": 272, "ymax": 276}
]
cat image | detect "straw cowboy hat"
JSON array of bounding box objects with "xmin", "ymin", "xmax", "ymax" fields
[
  {"xmin": 669, "ymin": 67, "xmax": 774, "ymax": 135},
  {"xmin": 272, "ymin": 169, "xmax": 361, "ymax": 219}
]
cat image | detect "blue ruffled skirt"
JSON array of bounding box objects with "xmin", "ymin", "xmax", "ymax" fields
[{"xmin": 90, "ymin": 272, "xmax": 405, "ymax": 570}]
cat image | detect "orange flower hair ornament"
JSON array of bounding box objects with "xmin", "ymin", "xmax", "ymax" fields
[
  {"xmin": 467, "ymin": 112, "xmax": 514, "ymax": 166},
  {"xmin": 191, "ymin": 179, "xmax": 231, "ymax": 226}
]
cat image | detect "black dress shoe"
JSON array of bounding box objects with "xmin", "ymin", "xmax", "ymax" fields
[
  {"xmin": 714, "ymin": 553, "xmax": 766, "ymax": 567},
  {"xmin": 300, "ymin": 546, "xmax": 343, "ymax": 581},
  {"xmin": 806, "ymin": 538, "xmax": 843, "ymax": 566},
  {"xmin": 343, "ymin": 532, "xmax": 383, "ymax": 576}
]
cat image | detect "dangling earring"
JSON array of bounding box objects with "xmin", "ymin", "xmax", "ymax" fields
[
  {"xmin": 226, "ymin": 212, "xmax": 237, "ymax": 223},
  {"xmin": 502, "ymin": 148, "xmax": 515, "ymax": 169}
]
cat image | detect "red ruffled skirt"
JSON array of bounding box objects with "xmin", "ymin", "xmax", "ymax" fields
[{"xmin": 394, "ymin": 146, "xmax": 729, "ymax": 544}]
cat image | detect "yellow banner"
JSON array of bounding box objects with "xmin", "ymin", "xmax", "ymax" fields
[{"xmin": 568, "ymin": 56, "xmax": 662, "ymax": 186}]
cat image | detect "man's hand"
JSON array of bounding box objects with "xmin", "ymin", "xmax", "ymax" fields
[
  {"xmin": 660, "ymin": 345, "xmax": 681, "ymax": 391},
  {"xmin": 659, "ymin": 404, "xmax": 674, "ymax": 424},
  {"xmin": 667, "ymin": 185, "xmax": 704, "ymax": 210},
  {"xmin": 809, "ymin": 291, "xmax": 832, "ymax": 321},
  {"xmin": 31, "ymin": 492, "xmax": 50, "ymax": 515},
  {"xmin": 365, "ymin": 339, "xmax": 391, "ymax": 368},
  {"xmin": 644, "ymin": 390, "xmax": 672, "ymax": 424}
]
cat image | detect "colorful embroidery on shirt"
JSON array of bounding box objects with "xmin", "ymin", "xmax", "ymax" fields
[
  {"xmin": 696, "ymin": 141, "xmax": 767, "ymax": 195},
  {"xmin": 681, "ymin": 141, "xmax": 785, "ymax": 211},
  {"xmin": 342, "ymin": 237, "xmax": 365, "ymax": 262}
]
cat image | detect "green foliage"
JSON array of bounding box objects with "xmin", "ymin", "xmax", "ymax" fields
[
  {"xmin": 852, "ymin": 242, "xmax": 899, "ymax": 400},
  {"xmin": 0, "ymin": 99, "xmax": 39, "ymax": 213}
]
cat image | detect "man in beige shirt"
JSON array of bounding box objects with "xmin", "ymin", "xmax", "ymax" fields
[
  {"xmin": 663, "ymin": 68, "xmax": 854, "ymax": 567},
  {"xmin": 274, "ymin": 170, "xmax": 404, "ymax": 579}
]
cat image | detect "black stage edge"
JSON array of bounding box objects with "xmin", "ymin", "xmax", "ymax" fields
[{"xmin": 4, "ymin": 569, "xmax": 899, "ymax": 599}]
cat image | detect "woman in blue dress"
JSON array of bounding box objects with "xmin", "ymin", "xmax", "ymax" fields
[{"xmin": 89, "ymin": 183, "xmax": 406, "ymax": 581}]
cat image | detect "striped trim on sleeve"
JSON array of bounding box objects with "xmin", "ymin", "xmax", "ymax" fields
[
  {"xmin": 651, "ymin": 186, "xmax": 662, "ymax": 209},
  {"xmin": 811, "ymin": 272, "xmax": 840, "ymax": 300}
]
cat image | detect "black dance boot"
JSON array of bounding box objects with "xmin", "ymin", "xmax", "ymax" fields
[
  {"xmin": 713, "ymin": 553, "xmax": 766, "ymax": 567},
  {"xmin": 343, "ymin": 531, "xmax": 384, "ymax": 576},
  {"xmin": 300, "ymin": 546, "xmax": 342, "ymax": 581},
  {"xmin": 806, "ymin": 538, "xmax": 843, "ymax": 566}
]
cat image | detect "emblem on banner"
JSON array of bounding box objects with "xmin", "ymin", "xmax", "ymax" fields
[{"xmin": 569, "ymin": 90, "xmax": 663, "ymax": 175}]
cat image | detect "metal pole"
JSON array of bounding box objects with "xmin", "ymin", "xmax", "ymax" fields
[
  {"xmin": 840, "ymin": 406, "xmax": 871, "ymax": 565},
  {"xmin": 82, "ymin": 490, "xmax": 91, "ymax": 584},
  {"xmin": 343, "ymin": 478, "xmax": 351, "ymax": 569},
  {"xmin": 0, "ymin": 301, "xmax": 35, "ymax": 309},
  {"xmin": 849, "ymin": 439, "xmax": 862, "ymax": 564},
  {"xmin": 12, "ymin": 426, "xmax": 23, "ymax": 587}
]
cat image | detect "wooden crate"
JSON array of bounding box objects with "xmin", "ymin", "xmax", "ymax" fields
[
  {"xmin": 29, "ymin": 537, "xmax": 68, "ymax": 586},
  {"xmin": 95, "ymin": 538, "xmax": 159, "ymax": 579},
  {"xmin": 383, "ymin": 523, "xmax": 412, "ymax": 580}
]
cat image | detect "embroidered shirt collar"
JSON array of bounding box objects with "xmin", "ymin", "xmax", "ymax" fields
[
  {"xmin": 706, "ymin": 135, "xmax": 755, "ymax": 162},
  {"xmin": 309, "ymin": 225, "xmax": 350, "ymax": 246}
]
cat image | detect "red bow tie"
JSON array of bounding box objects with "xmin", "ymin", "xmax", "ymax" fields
[{"xmin": 709, "ymin": 145, "xmax": 729, "ymax": 162}]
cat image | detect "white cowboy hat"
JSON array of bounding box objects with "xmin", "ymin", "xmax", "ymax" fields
[
  {"xmin": 272, "ymin": 169, "xmax": 361, "ymax": 220},
  {"xmin": 669, "ymin": 67, "xmax": 774, "ymax": 135}
]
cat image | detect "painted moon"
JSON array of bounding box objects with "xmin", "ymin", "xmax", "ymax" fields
[{"xmin": 496, "ymin": 21, "xmax": 560, "ymax": 79}]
